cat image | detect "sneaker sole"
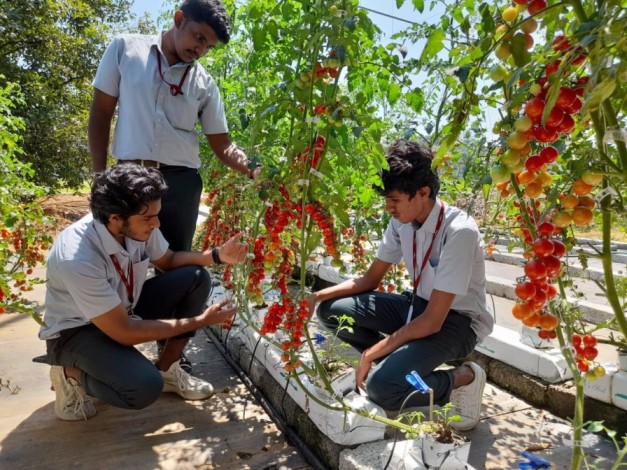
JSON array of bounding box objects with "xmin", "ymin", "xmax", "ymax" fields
[{"xmin": 162, "ymin": 384, "xmax": 214, "ymax": 401}]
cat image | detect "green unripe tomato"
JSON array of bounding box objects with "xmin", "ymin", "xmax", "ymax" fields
[
  {"xmin": 514, "ymin": 115, "xmax": 533, "ymax": 132},
  {"xmin": 490, "ymin": 164, "xmax": 511, "ymax": 183},
  {"xmin": 495, "ymin": 44, "xmax": 511, "ymax": 61}
]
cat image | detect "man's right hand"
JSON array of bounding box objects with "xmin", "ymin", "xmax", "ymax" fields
[{"xmin": 200, "ymin": 299, "xmax": 237, "ymax": 326}]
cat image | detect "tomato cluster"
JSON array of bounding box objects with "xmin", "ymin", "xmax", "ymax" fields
[
  {"xmin": 511, "ymin": 219, "xmax": 565, "ymax": 336},
  {"xmin": 1, "ymin": 224, "xmax": 50, "ymax": 313},
  {"xmin": 293, "ymin": 135, "xmax": 327, "ymax": 172},
  {"xmin": 572, "ymin": 333, "xmax": 605, "ymax": 379}
]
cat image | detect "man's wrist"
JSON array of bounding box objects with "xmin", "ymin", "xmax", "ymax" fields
[{"xmin": 211, "ymin": 247, "xmax": 223, "ymax": 265}]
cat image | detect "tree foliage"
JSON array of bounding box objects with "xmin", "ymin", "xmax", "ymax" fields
[{"xmin": 0, "ymin": 0, "xmax": 135, "ymax": 188}]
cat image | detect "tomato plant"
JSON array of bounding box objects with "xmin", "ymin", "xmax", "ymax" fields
[{"xmin": 0, "ymin": 79, "xmax": 53, "ymax": 323}]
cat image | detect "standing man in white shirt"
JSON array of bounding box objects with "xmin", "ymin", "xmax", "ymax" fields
[
  {"xmin": 309, "ymin": 139, "xmax": 494, "ymax": 431},
  {"xmin": 89, "ymin": 0, "xmax": 258, "ymax": 371},
  {"xmin": 40, "ymin": 164, "xmax": 248, "ymax": 421},
  {"xmin": 89, "ymin": 0, "xmax": 258, "ymax": 254}
]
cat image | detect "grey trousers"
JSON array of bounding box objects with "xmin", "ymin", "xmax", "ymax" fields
[
  {"xmin": 46, "ymin": 266, "xmax": 212, "ymax": 410},
  {"xmin": 317, "ymin": 291, "xmax": 477, "ymax": 411}
]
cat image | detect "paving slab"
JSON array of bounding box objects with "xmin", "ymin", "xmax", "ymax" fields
[{"xmin": 0, "ymin": 273, "xmax": 311, "ymax": 470}]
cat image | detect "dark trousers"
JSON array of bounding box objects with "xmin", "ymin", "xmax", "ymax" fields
[
  {"xmin": 159, "ymin": 167, "xmax": 203, "ymax": 252},
  {"xmin": 46, "ymin": 266, "xmax": 212, "ymax": 410},
  {"xmin": 317, "ymin": 292, "xmax": 477, "ymax": 411}
]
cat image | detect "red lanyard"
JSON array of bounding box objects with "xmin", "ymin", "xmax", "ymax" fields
[
  {"xmin": 406, "ymin": 203, "xmax": 445, "ymax": 323},
  {"xmin": 156, "ymin": 50, "xmax": 191, "ymax": 96},
  {"xmin": 110, "ymin": 254, "xmax": 134, "ymax": 305}
]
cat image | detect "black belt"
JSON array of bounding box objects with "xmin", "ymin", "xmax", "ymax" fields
[{"xmin": 118, "ymin": 159, "xmax": 187, "ymax": 171}]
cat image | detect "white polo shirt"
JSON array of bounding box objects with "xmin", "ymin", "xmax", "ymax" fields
[
  {"xmin": 39, "ymin": 214, "xmax": 169, "ymax": 340},
  {"xmin": 376, "ymin": 198, "xmax": 494, "ymax": 342},
  {"xmin": 93, "ymin": 33, "xmax": 229, "ymax": 168}
]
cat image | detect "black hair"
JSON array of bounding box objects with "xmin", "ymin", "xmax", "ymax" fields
[
  {"xmin": 378, "ymin": 139, "xmax": 440, "ymax": 200},
  {"xmin": 90, "ymin": 164, "xmax": 169, "ymax": 224},
  {"xmin": 180, "ymin": 0, "xmax": 231, "ymax": 43}
]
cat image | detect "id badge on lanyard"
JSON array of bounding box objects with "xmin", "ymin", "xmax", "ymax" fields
[{"xmin": 405, "ymin": 203, "xmax": 445, "ymax": 325}]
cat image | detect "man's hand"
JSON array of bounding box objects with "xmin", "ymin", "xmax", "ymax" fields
[
  {"xmin": 356, "ymin": 348, "xmax": 374, "ymax": 389},
  {"xmin": 306, "ymin": 292, "xmax": 318, "ymax": 320},
  {"xmin": 217, "ymin": 233, "xmax": 248, "ymax": 264},
  {"xmin": 199, "ymin": 299, "xmax": 236, "ymax": 326}
]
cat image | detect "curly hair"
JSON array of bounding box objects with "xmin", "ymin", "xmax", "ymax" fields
[
  {"xmin": 181, "ymin": 0, "xmax": 231, "ymax": 43},
  {"xmin": 379, "ymin": 139, "xmax": 440, "ymax": 200},
  {"xmin": 90, "ymin": 164, "xmax": 169, "ymax": 224}
]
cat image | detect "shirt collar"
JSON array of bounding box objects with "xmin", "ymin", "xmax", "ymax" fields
[
  {"xmin": 152, "ymin": 32, "xmax": 198, "ymax": 69},
  {"xmin": 413, "ymin": 197, "xmax": 443, "ymax": 233},
  {"xmin": 92, "ymin": 218, "xmax": 141, "ymax": 258}
]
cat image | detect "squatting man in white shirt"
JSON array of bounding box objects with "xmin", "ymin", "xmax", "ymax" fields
[
  {"xmin": 40, "ymin": 163, "xmax": 247, "ymax": 420},
  {"xmin": 309, "ymin": 139, "xmax": 494, "ymax": 431}
]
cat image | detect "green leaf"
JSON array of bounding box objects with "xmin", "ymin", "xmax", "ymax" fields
[
  {"xmin": 412, "ymin": 0, "xmax": 424, "ymax": 13},
  {"xmin": 420, "ymin": 28, "xmax": 445, "ymax": 63},
  {"xmin": 396, "ymin": 0, "xmax": 406, "ymax": 7},
  {"xmin": 252, "ymin": 28, "xmax": 265, "ymax": 51},
  {"xmin": 585, "ymin": 79, "xmax": 616, "ymax": 111},
  {"xmin": 387, "ymin": 82, "xmax": 401, "ymax": 107},
  {"xmin": 479, "ymin": 3, "xmax": 495, "ymax": 34},
  {"xmin": 406, "ymin": 88, "xmax": 424, "ymax": 113},
  {"xmin": 510, "ymin": 33, "xmax": 530, "ymax": 67}
]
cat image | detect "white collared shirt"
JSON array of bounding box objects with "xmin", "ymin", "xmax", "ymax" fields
[
  {"xmin": 39, "ymin": 214, "xmax": 169, "ymax": 340},
  {"xmin": 375, "ymin": 198, "xmax": 494, "ymax": 342},
  {"xmin": 92, "ymin": 33, "xmax": 229, "ymax": 168}
]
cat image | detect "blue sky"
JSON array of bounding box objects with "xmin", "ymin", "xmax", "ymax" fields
[{"xmin": 130, "ymin": 1, "xmax": 433, "ymax": 62}]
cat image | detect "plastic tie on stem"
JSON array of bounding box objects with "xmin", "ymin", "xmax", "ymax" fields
[
  {"xmin": 518, "ymin": 451, "xmax": 552, "ymax": 469},
  {"xmin": 406, "ymin": 370, "xmax": 429, "ymax": 393}
]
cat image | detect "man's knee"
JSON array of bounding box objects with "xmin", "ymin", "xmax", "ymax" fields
[
  {"xmin": 119, "ymin": 368, "xmax": 163, "ymax": 410},
  {"xmin": 316, "ymin": 299, "xmax": 339, "ymax": 329},
  {"xmin": 366, "ymin": 367, "xmax": 406, "ymax": 411}
]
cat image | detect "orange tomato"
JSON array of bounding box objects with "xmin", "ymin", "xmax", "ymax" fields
[
  {"xmin": 518, "ymin": 169, "xmax": 536, "ymax": 185},
  {"xmin": 571, "ymin": 206, "xmax": 593, "ymax": 225},
  {"xmin": 577, "ymin": 195, "xmax": 595, "ymax": 209},
  {"xmin": 522, "ymin": 312, "xmax": 541, "ymax": 327},
  {"xmin": 524, "ymin": 181, "xmax": 544, "ymax": 198},
  {"xmin": 560, "ymin": 194, "xmax": 579, "ymax": 209},
  {"xmin": 512, "ymin": 303, "xmax": 533, "ymax": 320},
  {"xmin": 572, "ymin": 179, "xmax": 593, "ymax": 195},
  {"xmin": 552, "ymin": 211, "xmax": 572, "ymax": 228},
  {"xmin": 539, "ymin": 313, "xmax": 559, "ymax": 331}
]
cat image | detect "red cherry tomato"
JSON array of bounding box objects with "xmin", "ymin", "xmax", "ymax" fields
[
  {"xmin": 515, "ymin": 281, "xmax": 537, "ymax": 301},
  {"xmin": 533, "ymin": 239, "xmax": 555, "ymax": 258},
  {"xmin": 540, "ymin": 146, "xmax": 559, "ymax": 163},
  {"xmin": 543, "ymin": 255, "xmax": 562, "ymax": 278},
  {"xmin": 552, "ymin": 240, "xmax": 567, "ymax": 258},
  {"xmin": 537, "ymin": 222, "xmax": 556, "ymax": 237},
  {"xmin": 525, "ymin": 259, "xmax": 548, "ymax": 280},
  {"xmin": 583, "ymin": 334, "xmax": 597, "ymax": 347}
]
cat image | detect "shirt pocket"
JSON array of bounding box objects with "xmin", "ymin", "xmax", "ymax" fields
[
  {"xmin": 417, "ymin": 261, "xmax": 436, "ymax": 300},
  {"xmin": 131, "ymin": 258, "xmax": 151, "ymax": 312},
  {"xmin": 165, "ymin": 94, "xmax": 200, "ymax": 132}
]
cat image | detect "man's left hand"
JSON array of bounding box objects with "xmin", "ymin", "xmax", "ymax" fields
[
  {"xmin": 356, "ymin": 349, "xmax": 374, "ymax": 389},
  {"xmin": 218, "ymin": 233, "xmax": 248, "ymax": 264}
]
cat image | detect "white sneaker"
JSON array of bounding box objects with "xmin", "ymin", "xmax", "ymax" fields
[
  {"xmin": 449, "ymin": 361, "xmax": 486, "ymax": 431},
  {"xmin": 50, "ymin": 366, "xmax": 97, "ymax": 421},
  {"xmin": 160, "ymin": 360, "xmax": 214, "ymax": 400}
]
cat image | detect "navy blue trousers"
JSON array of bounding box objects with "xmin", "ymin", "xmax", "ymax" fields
[{"xmin": 317, "ymin": 292, "xmax": 476, "ymax": 411}]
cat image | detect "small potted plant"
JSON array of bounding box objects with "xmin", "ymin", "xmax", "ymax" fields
[
  {"xmin": 311, "ymin": 314, "xmax": 357, "ymax": 397},
  {"xmin": 417, "ymin": 403, "xmax": 471, "ymax": 468}
]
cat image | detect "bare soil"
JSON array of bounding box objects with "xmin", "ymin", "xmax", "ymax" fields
[{"xmin": 40, "ymin": 193, "xmax": 90, "ymax": 232}]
